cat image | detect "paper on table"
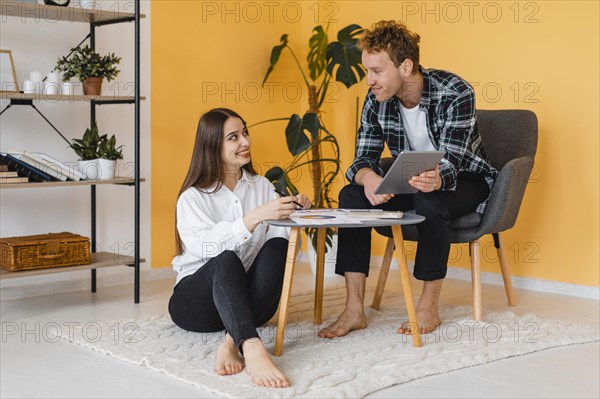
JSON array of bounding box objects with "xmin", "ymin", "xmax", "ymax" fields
[{"xmin": 289, "ymin": 209, "xmax": 359, "ymax": 225}]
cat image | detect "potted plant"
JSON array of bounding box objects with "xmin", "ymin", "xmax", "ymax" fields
[
  {"xmin": 71, "ymin": 122, "xmax": 105, "ymax": 180},
  {"xmin": 97, "ymin": 134, "xmax": 123, "ymax": 180},
  {"xmin": 55, "ymin": 44, "xmax": 121, "ymax": 95},
  {"xmin": 254, "ymin": 24, "xmax": 365, "ymax": 269}
]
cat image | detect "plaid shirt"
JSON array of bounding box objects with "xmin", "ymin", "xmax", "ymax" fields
[{"xmin": 347, "ymin": 67, "xmax": 498, "ymax": 213}]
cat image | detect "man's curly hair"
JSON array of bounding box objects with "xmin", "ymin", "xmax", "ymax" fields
[{"xmin": 359, "ymin": 20, "xmax": 421, "ymax": 73}]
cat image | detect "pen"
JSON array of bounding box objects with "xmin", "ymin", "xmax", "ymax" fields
[{"xmin": 274, "ymin": 189, "xmax": 303, "ymax": 209}]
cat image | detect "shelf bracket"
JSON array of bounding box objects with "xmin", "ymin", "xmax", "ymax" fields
[{"xmin": 0, "ymin": 98, "xmax": 72, "ymax": 147}]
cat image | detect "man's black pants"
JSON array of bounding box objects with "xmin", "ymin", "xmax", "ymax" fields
[{"xmin": 335, "ymin": 172, "xmax": 490, "ymax": 281}]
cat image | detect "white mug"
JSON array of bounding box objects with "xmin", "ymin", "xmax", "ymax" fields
[
  {"xmin": 29, "ymin": 71, "xmax": 43, "ymax": 92},
  {"xmin": 44, "ymin": 82, "xmax": 59, "ymax": 95},
  {"xmin": 46, "ymin": 71, "xmax": 60, "ymax": 84},
  {"xmin": 79, "ymin": 0, "xmax": 97, "ymax": 9},
  {"xmin": 23, "ymin": 80, "xmax": 35, "ymax": 94},
  {"xmin": 62, "ymin": 82, "xmax": 75, "ymax": 95}
]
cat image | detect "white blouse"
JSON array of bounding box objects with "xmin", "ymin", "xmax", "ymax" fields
[{"xmin": 172, "ymin": 170, "xmax": 290, "ymax": 285}]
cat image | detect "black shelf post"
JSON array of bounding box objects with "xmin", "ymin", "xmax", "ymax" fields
[
  {"xmin": 90, "ymin": 21, "xmax": 97, "ymax": 294},
  {"xmin": 134, "ymin": 0, "xmax": 141, "ymax": 304}
]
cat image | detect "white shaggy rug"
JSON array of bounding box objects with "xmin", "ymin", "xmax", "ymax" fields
[{"xmin": 57, "ymin": 286, "xmax": 599, "ymax": 398}]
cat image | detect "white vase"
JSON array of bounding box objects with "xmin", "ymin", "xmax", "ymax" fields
[
  {"xmin": 307, "ymin": 233, "xmax": 338, "ymax": 278},
  {"xmin": 79, "ymin": 0, "xmax": 96, "ymax": 9},
  {"xmin": 78, "ymin": 159, "xmax": 99, "ymax": 180},
  {"xmin": 97, "ymin": 158, "xmax": 116, "ymax": 180}
]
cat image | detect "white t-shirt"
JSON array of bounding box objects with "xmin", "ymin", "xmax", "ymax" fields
[
  {"xmin": 172, "ymin": 170, "xmax": 289, "ymax": 285},
  {"xmin": 399, "ymin": 103, "xmax": 436, "ymax": 151}
]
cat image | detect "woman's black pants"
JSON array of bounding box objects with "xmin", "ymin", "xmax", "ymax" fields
[{"xmin": 168, "ymin": 237, "xmax": 288, "ymax": 350}]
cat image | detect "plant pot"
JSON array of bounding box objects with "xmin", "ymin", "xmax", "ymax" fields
[
  {"xmin": 97, "ymin": 158, "xmax": 116, "ymax": 180},
  {"xmin": 83, "ymin": 77, "xmax": 103, "ymax": 95},
  {"xmin": 79, "ymin": 0, "xmax": 96, "ymax": 8},
  {"xmin": 78, "ymin": 159, "xmax": 99, "ymax": 180},
  {"xmin": 307, "ymin": 233, "xmax": 338, "ymax": 278}
]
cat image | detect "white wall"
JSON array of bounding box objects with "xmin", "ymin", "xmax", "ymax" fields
[{"xmin": 0, "ymin": 1, "xmax": 152, "ymax": 284}]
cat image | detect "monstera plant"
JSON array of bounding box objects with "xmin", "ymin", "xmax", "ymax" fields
[{"xmin": 252, "ymin": 24, "xmax": 365, "ymax": 248}]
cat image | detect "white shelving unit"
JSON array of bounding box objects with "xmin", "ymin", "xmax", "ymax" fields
[{"xmin": 0, "ymin": 0, "xmax": 144, "ymax": 303}]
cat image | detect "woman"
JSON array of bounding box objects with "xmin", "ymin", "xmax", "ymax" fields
[{"xmin": 169, "ymin": 108, "xmax": 310, "ymax": 388}]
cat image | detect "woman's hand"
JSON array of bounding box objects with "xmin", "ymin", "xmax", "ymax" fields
[
  {"xmin": 243, "ymin": 197, "xmax": 296, "ymax": 232},
  {"xmin": 295, "ymin": 193, "xmax": 312, "ymax": 210}
]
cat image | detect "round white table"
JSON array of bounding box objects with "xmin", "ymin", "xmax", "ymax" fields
[{"xmin": 267, "ymin": 211, "xmax": 426, "ymax": 356}]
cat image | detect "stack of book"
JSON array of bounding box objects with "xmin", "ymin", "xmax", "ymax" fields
[
  {"xmin": 0, "ymin": 151, "xmax": 84, "ymax": 184},
  {"xmin": 346, "ymin": 210, "xmax": 404, "ymax": 219},
  {"xmin": 0, "ymin": 165, "xmax": 28, "ymax": 184}
]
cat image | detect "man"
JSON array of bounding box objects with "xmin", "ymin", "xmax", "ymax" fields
[{"xmin": 319, "ymin": 20, "xmax": 498, "ymax": 338}]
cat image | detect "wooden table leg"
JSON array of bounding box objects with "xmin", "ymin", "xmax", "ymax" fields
[
  {"xmin": 372, "ymin": 237, "xmax": 395, "ymax": 310},
  {"xmin": 314, "ymin": 228, "xmax": 326, "ymax": 325},
  {"xmin": 391, "ymin": 225, "xmax": 422, "ymax": 347},
  {"xmin": 274, "ymin": 227, "xmax": 300, "ymax": 356}
]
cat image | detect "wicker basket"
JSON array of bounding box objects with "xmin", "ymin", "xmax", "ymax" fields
[{"xmin": 0, "ymin": 232, "xmax": 91, "ymax": 272}]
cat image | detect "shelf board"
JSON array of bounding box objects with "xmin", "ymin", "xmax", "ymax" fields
[
  {"xmin": 0, "ymin": 177, "xmax": 144, "ymax": 189},
  {"xmin": 0, "ymin": 93, "xmax": 145, "ymax": 102},
  {"xmin": 0, "ymin": 0, "xmax": 145, "ymax": 23},
  {"xmin": 0, "ymin": 252, "xmax": 144, "ymax": 280}
]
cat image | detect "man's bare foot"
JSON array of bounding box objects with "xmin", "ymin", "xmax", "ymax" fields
[
  {"xmin": 242, "ymin": 338, "xmax": 290, "ymax": 388},
  {"xmin": 397, "ymin": 307, "xmax": 441, "ymax": 334},
  {"xmin": 318, "ymin": 308, "xmax": 367, "ymax": 338},
  {"xmin": 215, "ymin": 334, "xmax": 244, "ymax": 376}
]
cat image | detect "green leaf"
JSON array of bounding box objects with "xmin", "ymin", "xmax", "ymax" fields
[
  {"xmin": 54, "ymin": 45, "xmax": 121, "ymax": 82},
  {"xmin": 302, "ymin": 112, "xmax": 320, "ymax": 140},
  {"xmin": 284, "ymin": 174, "xmax": 299, "ymax": 196},
  {"xmin": 326, "ymin": 24, "xmax": 365, "ymax": 88},
  {"xmin": 285, "ymin": 114, "xmax": 311, "ymax": 156},
  {"xmin": 307, "ymin": 26, "xmax": 328, "ymax": 81},
  {"xmin": 265, "ymin": 166, "xmax": 288, "ymax": 194},
  {"xmin": 262, "ymin": 34, "xmax": 289, "ymax": 86}
]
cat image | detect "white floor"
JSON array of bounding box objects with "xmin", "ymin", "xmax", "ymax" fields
[{"xmin": 1, "ymin": 263, "xmax": 599, "ymax": 398}]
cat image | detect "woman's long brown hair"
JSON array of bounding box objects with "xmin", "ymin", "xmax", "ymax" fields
[{"xmin": 175, "ymin": 108, "xmax": 256, "ymax": 255}]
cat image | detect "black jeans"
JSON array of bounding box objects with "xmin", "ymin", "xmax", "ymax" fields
[
  {"xmin": 336, "ymin": 172, "xmax": 490, "ymax": 281},
  {"xmin": 168, "ymin": 237, "xmax": 288, "ymax": 350}
]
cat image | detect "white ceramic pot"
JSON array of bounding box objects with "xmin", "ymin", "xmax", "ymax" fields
[
  {"xmin": 79, "ymin": 0, "xmax": 96, "ymax": 8},
  {"xmin": 97, "ymin": 158, "xmax": 116, "ymax": 180},
  {"xmin": 78, "ymin": 159, "xmax": 99, "ymax": 180},
  {"xmin": 307, "ymin": 233, "xmax": 338, "ymax": 278}
]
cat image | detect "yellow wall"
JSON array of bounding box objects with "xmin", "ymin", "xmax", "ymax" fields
[{"xmin": 151, "ymin": 1, "xmax": 599, "ymax": 287}]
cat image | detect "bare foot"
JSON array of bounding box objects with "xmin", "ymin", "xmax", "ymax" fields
[
  {"xmin": 318, "ymin": 308, "xmax": 367, "ymax": 338},
  {"xmin": 242, "ymin": 338, "xmax": 290, "ymax": 388},
  {"xmin": 215, "ymin": 334, "xmax": 244, "ymax": 376},
  {"xmin": 397, "ymin": 307, "xmax": 441, "ymax": 335}
]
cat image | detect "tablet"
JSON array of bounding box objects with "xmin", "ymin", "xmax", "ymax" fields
[{"xmin": 375, "ymin": 151, "xmax": 445, "ymax": 195}]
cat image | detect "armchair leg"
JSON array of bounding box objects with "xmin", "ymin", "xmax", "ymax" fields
[
  {"xmin": 494, "ymin": 233, "xmax": 517, "ymax": 306},
  {"xmin": 470, "ymin": 240, "xmax": 483, "ymax": 321},
  {"xmin": 371, "ymin": 238, "xmax": 395, "ymax": 310}
]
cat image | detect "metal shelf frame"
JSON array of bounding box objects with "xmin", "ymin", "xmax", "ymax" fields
[{"xmin": 0, "ymin": 1, "xmax": 143, "ymax": 303}]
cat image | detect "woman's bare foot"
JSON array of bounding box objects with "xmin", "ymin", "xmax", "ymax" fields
[
  {"xmin": 242, "ymin": 338, "xmax": 290, "ymax": 388},
  {"xmin": 215, "ymin": 334, "xmax": 244, "ymax": 376},
  {"xmin": 318, "ymin": 307, "xmax": 367, "ymax": 338},
  {"xmin": 397, "ymin": 306, "xmax": 441, "ymax": 334}
]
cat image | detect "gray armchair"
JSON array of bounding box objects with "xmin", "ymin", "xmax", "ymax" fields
[{"xmin": 371, "ymin": 109, "xmax": 538, "ymax": 320}]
